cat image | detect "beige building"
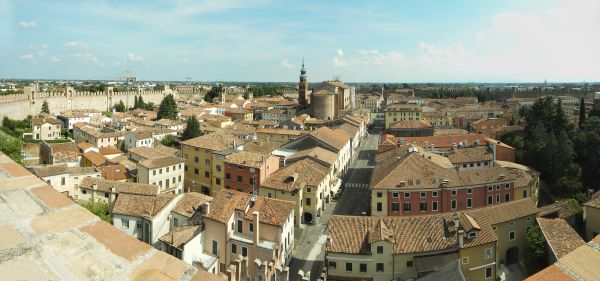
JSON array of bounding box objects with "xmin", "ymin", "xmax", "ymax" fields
[
  {"xmin": 137, "ymin": 155, "xmax": 186, "ymax": 194},
  {"xmin": 326, "ymin": 199, "xmax": 538, "ymax": 281},
  {"xmin": 73, "ymin": 123, "xmax": 122, "ymax": 148},
  {"xmin": 31, "ymin": 116, "xmax": 62, "ymax": 140},
  {"xmin": 256, "ymin": 128, "xmax": 308, "ymax": 143},
  {"xmin": 584, "ymin": 191, "xmax": 600, "ymax": 240},
  {"xmin": 78, "ymin": 177, "xmax": 160, "ymax": 205},
  {"xmin": 384, "ymin": 104, "xmax": 422, "ymax": 129},
  {"xmin": 202, "ymin": 189, "xmax": 295, "ymax": 280},
  {"xmin": 260, "ymin": 158, "xmax": 333, "ymax": 225},
  {"xmin": 31, "ymin": 164, "xmax": 100, "ymax": 198}
]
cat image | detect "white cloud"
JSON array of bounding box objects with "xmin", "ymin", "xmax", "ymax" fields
[
  {"xmin": 127, "ymin": 53, "xmax": 145, "ymax": 63},
  {"xmin": 19, "ymin": 21, "xmax": 36, "ymax": 28},
  {"xmin": 50, "ymin": 56, "xmax": 61, "ymax": 62},
  {"xmin": 64, "ymin": 41, "xmax": 90, "ymax": 50},
  {"xmin": 337, "ymin": 49, "xmax": 344, "ymax": 57},
  {"xmin": 332, "ymin": 49, "xmax": 406, "ymax": 68},
  {"xmin": 280, "ymin": 59, "xmax": 295, "ymax": 69},
  {"xmin": 19, "ymin": 54, "xmax": 35, "ymax": 63}
]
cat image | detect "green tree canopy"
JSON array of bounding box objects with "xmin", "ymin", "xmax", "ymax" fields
[
  {"xmin": 157, "ymin": 94, "xmax": 178, "ymax": 120},
  {"xmin": 114, "ymin": 100, "xmax": 126, "ymax": 112},
  {"xmin": 524, "ymin": 225, "xmax": 547, "ymax": 274},
  {"xmin": 41, "ymin": 100, "xmax": 50, "ymax": 114},
  {"xmin": 579, "ymin": 97, "xmax": 586, "ymax": 128},
  {"xmin": 181, "ymin": 116, "xmax": 201, "ymax": 141}
]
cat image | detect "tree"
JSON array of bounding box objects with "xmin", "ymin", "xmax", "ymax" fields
[
  {"xmin": 138, "ymin": 96, "xmax": 146, "ymax": 110},
  {"xmin": 133, "ymin": 96, "xmax": 140, "ymax": 109},
  {"xmin": 589, "ymin": 101, "xmax": 600, "ymax": 118},
  {"xmin": 243, "ymin": 92, "xmax": 250, "ymax": 100},
  {"xmin": 157, "ymin": 94, "xmax": 178, "ymax": 120},
  {"xmin": 83, "ymin": 198, "xmax": 112, "ymax": 223},
  {"xmin": 204, "ymin": 86, "xmax": 222, "ymax": 102},
  {"xmin": 181, "ymin": 116, "xmax": 201, "ymax": 140},
  {"xmin": 161, "ymin": 134, "xmax": 176, "ymax": 147},
  {"xmin": 579, "ymin": 97, "xmax": 586, "ymax": 128},
  {"xmin": 114, "ymin": 100, "xmax": 126, "ymax": 112},
  {"xmin": 524, "ymin": 225, "xmax": 547, "ymax": 274},
  {"xmin": 41, "ymin": 100, "xmax": 50, "ymax": 114},
  {"xmin": 0, "ymin": 130, "xmax": 23, "ymax": 163}
]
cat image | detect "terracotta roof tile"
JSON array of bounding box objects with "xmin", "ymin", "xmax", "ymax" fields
[
  {"xmin": 112, "ymin": 193, "xmax": 176, "ymax": 219},
  {"xmin": 447, "ymin": 146, "xmax": 493, "ymax": 164},
  {"xmin": 262, "ymin": 158, "xmax": 328, "ymax": 192},
  {"xmin": 138, "ymin": 155, "xmax": 185, "ymax": 169},
  {"xmin": 537, "ymin": 217, "xmax": 586, "ymax": 259},
  {"xmin": 79, "ymin": 177, "xmax": 159, "ymax": 196},
  {"xmin": 181, "ymin": 131, "xmax": 240, "ymax": 151},
  {"xmin": 171, "ymin": 192, "xmax": 212, "ymax": 218},
  {"xmin": 97, "ymin": 164, "xmax": 130, "ymax": 181},
  {"xmin": 158, "ymin": 225, "xmax": 201, "ymax": 249}
]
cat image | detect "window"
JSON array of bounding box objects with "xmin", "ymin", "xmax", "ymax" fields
[
  {"xmin": 212, "ymin": 240, "xmax": 218, "ymax": 255},
  {"xmin": 205, "ymin": 171, "xmax": 210, "ymax": 178},
  {"xmin": 470, "ymin": 163, "xmax": 474, "ymax": 167},
  {"xmin": 249, "ymin": 223, "xmax": 253, "ymax": 232},
  {"xmin": 485, "ymin": 266, "xmax": 493, "ymax": 279},
  {"xmin": 505, "ymin": 183, "xmax": 510, "ymax": 189},
  {"xmin": 487, "ymin": 195, "xmax": 493, "ymax": 205},
  {"xmin": 496, "ymin": 194, "xmax": 500, "ymax": 203},
  {"xmin": 306, "ymin": 198, "xmax": 312, "ymax": 206},
  {"xmin": 216, "ymin": 178, "xmax": 221, "ymax": 185},
  {"xmin": 267, "ymin": 192, "xmax": 272, "ymax": 198},
  {"xmin": 462, "ymin": 257, "xmax": 469, "ymax": 264},
  {"xmin": 205, "ymin": 159, "xmax": 210, "ymax": 166},
  {"xmin": 226, "ymin": 173, "xmax": 231, "ymax": 180},
  {"xmin": 392, "ymin": 203, "xmax": 400, "ymax": 212},
  {"xmin": 404, "ymin": 192, "xmax": 410, "ymax": 198},
  {"xmin": 231, "ymin": 244, "xmax": 237, "ymax": 254},
  {"xmin": 166, "ymin": 167, "xmax": 169, "ymax": 172},
  {"xmin": 82, "ymin": 189, "xmax": 87, "ymax": 194},
  {"xmin": 104, "ymin": 192, "xmax": 109, "ymax": 198},
  {"xmin": 377, "ymin": 192, "xmax": 383, "ymax": 198},
  {"xmin": 406, "ymin": 261, "xmax": 413, "ymax": 267},
  {"xmin": 420, "ymin": 192, "xmax": 426, "ymax": 198},
  {"xmin": 249, "ymin": 178, "xmax": 256, "ymax": 186},
  {"xmin": 523, "ymin": 190, "xmax": 528, "ymax": 198},
  {"xmin": 403, "ymin": 202, "xmax": 411, "ymax": 212},
  {"xmin": 153, "ymin": 170, "xmax": 156, "ymax": 176},
  {"xmin": 509, "ymin": 231, "xmax": 515, "ymax": 241},
  {"xmin": 420, "ymin": 202, "xmax": 427, "ymax": 212},
  {"xmin": 432, "ymin": 201, "xmax": 438, "ymax": 211},
  {"xmin": 307, "ymin": 187, "xmax": 311, "ymax": 193},
  {"xmin": 467, "ymin": 188, "xmax": 472, "ymax": 194},
  {"xmin": 488, "ymin": 186, "xmax": 493, "ymax": 191},
  {"xmin": 392, "ymin": 192, "xmax": 399, "ymax": 198},
  {"xmin": 237, "ymin": 175, "xmax": 243, "ymax": 184},
  {"xmin": 346, "ymin": 263, "xmax": 352, "ymax": 272},
  {"xmin": 242, "ymin": 246, "xmax": 248, "ymax": 257},
  {"xmin": 377, "ymin": 246, "xmax": 383, "ymax": 254},
  {"xmin": 467, "ymin": 198, "xmax": 472, "ymax": 208},
  {"xmin": 216, "ymin": 165, "xmax": 221, "ymax": 172},
  {"xmin": 505, "ymin": 193, "xmax": 510, "ymax": 202},
  {"xmin": 463, "ymin": 164, "xmax": 467, "ymax": 168},
  {"xmin": 185, "ymin": 165, "xmax": 188, "ymax": 172},
  {"xmin": 136, "ymin": 222, "xmax": 142, "ymax": 230},
  {"xmin": 194, "ymin": 156, "xmax": 199, "ymax": 163},
  {"xmin": 237, "ymin": 220, "xmax": 243, "ymax": 233},
  {"xmin": 173, "ymin": 217, "xmax": 179, "ymax": 227},
  {"xmin": 485, "ymin": 247, "xmax": 493, "ymax": 260},
  {"xmin": 496, "ymin": 185, "xmax": 500, "ymax": 190},
  {"xmin": 121, "ymin": 219, "xmax": 129, "ymax": 228},
  {"xmin": 477, "ymin": 162, "xmax": 481, "ymax": 167},
  {"xmin": 432, "ymin": 191, "xmax": 438, "ymax": 197},
  {"xmin": 194, "ymin": 168, "xmax": 199, "ymax": 175},
  {"xmin": 328, "ymin": 261, "xmax": 337, "ymax": 269},
  {"xmin": 468, "ymin": 231, "xmax": 477, "ymax": 239},
  {"xmin": 451, "ymin": 199, "xmax": 457, "ymax": 210},
  {"xmin": 376, "ymin": 263, "xmax": 384, "ymax": 272},
  {"xmin": 360, "ymin": 263, "xmax": 367, "ymax": 273},
  {"xmin": 376, "ymin": 202, "xmax": 382, "ymax": 212},
  {"xmin": 451, "ymin": 189, "xmax": 457, "ymax": 196}
]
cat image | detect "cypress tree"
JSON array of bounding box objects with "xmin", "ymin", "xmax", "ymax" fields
[
  {"xmin": 579, "ymin": 97, "xmax": 586, "ymax": 128},
  {"xmin": 157, "ymin": 94, "xmax": 178, "ymax": 120},
  {"xmin": 134, "ymin": 96, "xmax": 139, "ymax": 109},
  {"xmin": 138, "ymin": 96, "xmax": 146, "ymax": 110},
  {"xmin": 181, "ymin": 115, "xmax": 201, "ymax": 140},
  {"xmin": 41, "ymin": 100, "xmax": 50, "ymax": 114}
]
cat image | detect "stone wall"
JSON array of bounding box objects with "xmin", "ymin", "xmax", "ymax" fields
[{"xmin": 0, "ymin": 87, "xmax": 170, "ymax": 119}]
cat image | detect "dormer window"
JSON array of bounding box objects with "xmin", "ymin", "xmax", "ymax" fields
[{"xmin": 468, "ymin": 231, "xmax": 477, "ymax": 239}]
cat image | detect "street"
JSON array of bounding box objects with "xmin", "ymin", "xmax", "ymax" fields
[{"xmin": 287, "ymin": 130, "xmax": 381, "ymax": 281}]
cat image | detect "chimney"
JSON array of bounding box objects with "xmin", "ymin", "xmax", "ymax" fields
[
  {"xmin": 452, "ymin": 143, "xmax": 457, "ymax": 151},
  {"xmin": 453, "ymin": 215, "xmax": 460, "ymax": 228},
  {"xmin": 458, "ymin": 230, "xmax": 465, "ymax": 247},
  {"xmin": 92, "ymin": 184, "xmax": 98, "ymax": 191},
  {"xmin": 202, "ymin": 202, "xmax": 210, "ymax": 215},
  {"xmin": 252, "ymin": 210, "xmax": 260, "ymax": 247}
]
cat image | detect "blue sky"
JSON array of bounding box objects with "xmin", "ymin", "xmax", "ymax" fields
[{"xmin": 1, "ymin": 0, "xmax": 599, "ymax": 82}]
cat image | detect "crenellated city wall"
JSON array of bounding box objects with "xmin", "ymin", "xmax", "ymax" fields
[{"xmin": 0, "ymin": 86, "xmax": 171, "ymax": 119}]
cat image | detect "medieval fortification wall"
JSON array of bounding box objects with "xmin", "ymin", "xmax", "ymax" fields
[{"xmin": 0, "ymin": 86, "xmax": 171, "ymax": 120}]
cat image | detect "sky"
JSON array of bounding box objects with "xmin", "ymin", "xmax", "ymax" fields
[{"xmin": 1, "ymin": 0, "xmax": 599, "ymax": 82}]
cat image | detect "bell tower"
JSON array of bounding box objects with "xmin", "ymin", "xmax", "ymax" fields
[{"xmin": 299, "ymin": 58, "xmax": 309, "ymax": 106}]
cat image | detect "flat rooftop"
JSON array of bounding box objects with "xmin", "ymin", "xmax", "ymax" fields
[{"xmin": 0, "ymin": 152, "xmax": 222, "ymax": 281}]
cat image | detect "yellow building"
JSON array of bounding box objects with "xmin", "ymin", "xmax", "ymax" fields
[
  {"xmin": 584, "ymin": 192, "xmax": 600, "ymax": 240},
  {"xmin": 259, "ymin": 158, "xmax": 331, "ymax": 226},
  {"xmin": 180, "ymin": 132, "xmax": 242, "ymax": 195},
  {"xmin": 326, "ymin": 199, "xmax": 537, "ymax": 281},
  {"xmin": 384, "ymin": 104, "xmax": 422, "ymax": 129}
]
